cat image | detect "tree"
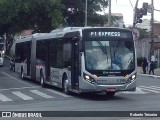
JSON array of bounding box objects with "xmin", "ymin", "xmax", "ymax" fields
[
  {"xmin": 0, "ymin": 0, "xmax": 63, "ymax": 54},
  {"xmin": 137, "ymin": 28, "xmax": 149, "ymax": 39},
  {"xmin": 61, "ymin": 0, "xmax": 109, "ymax": 27},
  {"xmin": 0, "ymin": 0, "xmax": 63, "ymax": 33}
]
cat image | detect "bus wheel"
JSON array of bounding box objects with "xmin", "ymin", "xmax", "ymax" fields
[
  {"xmin": 40, "ymin": 72, "xmax": 45, "ymax": 87},
  {"xmin": 21, "ymin": 69, "xmax": 25, "ymax": 80},
  {"xmin": 63, "ymin": 76, "xmax": 70, "ymax": 95},
  {"xmin": 106, "ymin": 92, "xmax": 115, "ymax": 97}
]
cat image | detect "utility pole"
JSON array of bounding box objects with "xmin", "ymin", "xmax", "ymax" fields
[
  {"xmin": 150, "ymin": 0, "xmax": 154, "ymax": 61},
  {"xmin": 108, "ymin": 0, "xmax": 111, "ymax": 27},
  {"xmin": 133, "ymin": 0, "xmax": 139, "ymax": 27},
  {"xmin": 85, "ymin": 0, "xmax": 87, "ymax": 26}
]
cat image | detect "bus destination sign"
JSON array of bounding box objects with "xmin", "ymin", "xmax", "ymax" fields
[
  {"xmin": 90, "ymin": 32, "xmax": 120, "ymax": 37},
  {"xmin": 89, "ymin": 31, "xmax": 132, "ymax": 38}
]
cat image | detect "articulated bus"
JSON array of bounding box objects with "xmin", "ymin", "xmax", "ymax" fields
[{"xmin": 14, "ymin": 27, "xmax": 137, "ymax": 96}]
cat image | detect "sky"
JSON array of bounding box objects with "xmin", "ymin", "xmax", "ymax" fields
[{"xmin": 108, "ymin": 0, "xmax": 160, "ymax": 26}]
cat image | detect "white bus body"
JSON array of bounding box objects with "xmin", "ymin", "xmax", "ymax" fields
[{"xmin": 14, "ymin": 27, "xmax": 137, "ymax": 96}]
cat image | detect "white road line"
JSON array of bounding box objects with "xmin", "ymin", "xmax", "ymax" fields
[
  {"xmin": 150, "ymin": 86, "xmax": 160, "ymax": 90},
  {"xmin": 12, "ymin": 91, "xmax": 33, "ymax": 100},
  {"xmin": 0, "ymin": 93, "xmax": 12, "ymax": 102},
  {"xmin": 139, "ymin": 86, "xmax": 160, "ymax": 91},
  {"xmin": 139, "ymin": 86, "xmax": 160, "ymax": 93},
  {"xmin": 30, "ymin": 90, "xmax": 54, "ymax": 98},
  {"xmin": 2, "ymin": 72, "xmax": 33, "ymax": 87},
  {"xmin": 45, "ymin": 89, "xmax": 71, "ymax": 97},
  {"xmin": 122, "ymin": 87, "xmax": 146, "ymax": 94},
  {"xmin": 0, "ymin": 86, "xmax": 41, "ymax": 92}
]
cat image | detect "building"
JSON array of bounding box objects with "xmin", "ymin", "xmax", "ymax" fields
[
  {"xmin": 98, "ymin": 13, "xmax": 124, "ymax": 28},
  {"xmin": 111, "ymin": 13, "xmax": 124, "ymax": 28},
  {"xmin": 136, "ymin": 19, "xmax": 151, "ymax": 31},
  {"xmin": 136, "ymin": 21, "xmax": 160, "ymax": 67},
  {"xmin": 153, "ymin": 23, "xmax": 160, "ymax": 37},
  {"xmin": 137, "ymin": 19, "xmax": 160, "ymax": 32}
]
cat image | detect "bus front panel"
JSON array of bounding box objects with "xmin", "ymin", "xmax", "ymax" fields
[{"xmin": 79, "ymin": 28, "xmax": 136, "ymax": 93}]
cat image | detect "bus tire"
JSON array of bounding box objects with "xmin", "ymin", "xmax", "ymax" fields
[
  {"xmin": 106, "ymin": 92, "xmax": 115, "ymax": 97},
  {"xmin": 21, "ymin": 68, "xmax": 25, "ymax": 80},
  {"xmin": 62, "ymin": 75, "xmax": 70, "ymax": 95},
  {"xmin": 40, "ymin": 71, "xmax": 45, "ymax": 87}
]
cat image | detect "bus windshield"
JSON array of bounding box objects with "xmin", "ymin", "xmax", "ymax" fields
[{"xmin": 84, "ymin": 40, "xmax": 135, "ymax": 71}]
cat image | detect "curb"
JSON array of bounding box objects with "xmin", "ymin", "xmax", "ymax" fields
[{"xmin": 138, "ymin": 73, "xmax": 160, "ymax": 79}]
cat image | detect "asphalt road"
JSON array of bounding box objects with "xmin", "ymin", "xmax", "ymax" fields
[{"xmin": 0, "ymin": 58, "xmax": 160, "ymax": 120}]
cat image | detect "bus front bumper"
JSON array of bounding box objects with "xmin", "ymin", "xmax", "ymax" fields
[{"xmin": 79, "ymin": 80, "xmax": 136, "ymax": 93}]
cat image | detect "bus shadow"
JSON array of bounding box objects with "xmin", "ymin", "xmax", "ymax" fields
[
  {"xmin": 72, "ymin": 92, "xmax": 130, "ymax": 101},
  {"xmin": 44, "ymin": 84, "xmax": 129, "ymax": 101}
]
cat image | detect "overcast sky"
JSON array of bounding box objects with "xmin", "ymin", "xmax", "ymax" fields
[{"xmin": 108, "ymin": 0, "xmax": 159, "ymax": 26}]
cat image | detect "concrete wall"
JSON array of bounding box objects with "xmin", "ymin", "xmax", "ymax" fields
[
  {"xmin": 136, "ymin": 37, "xmax": 160, "ymax": 67},
  {"xmin": 135, "ymin": 38, "xmax": 151, "ymax": 60}
]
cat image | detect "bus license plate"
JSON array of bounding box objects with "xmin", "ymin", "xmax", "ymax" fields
[{"xmin": 106, "ymin": 88, "xmax": 116, "ymax": 92}]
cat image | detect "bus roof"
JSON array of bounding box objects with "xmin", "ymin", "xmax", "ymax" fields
[
  {"xmin": 15, "ymin": 27, "xmax": 132, "ymax": 43},
  {"xmin": 50, "ymin": 27, "xmax": 131, "ymax": 33}
]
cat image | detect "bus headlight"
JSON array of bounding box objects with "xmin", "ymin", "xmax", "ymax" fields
[
  {"xmin": 83, "ymin": 73, "xmax": 96, "ymax": 83},
  {"xmin": 130, "ymin": 74, "xmax": 136, "ymax": 82},
  {"xmin": 132, "ymin": 74, "xmax": 136, "ymax": 80},
  {"xmin": 126, "ymin": 74, "xmax": 136, "ymax": 83}
]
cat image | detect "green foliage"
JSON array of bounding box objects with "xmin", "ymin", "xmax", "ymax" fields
[
  {"xmin": 0, "ymin": 0, "xmax": 63, "ymax": 54},
  {"xmin": 61, "ymin": 0, "xmax": 109, "ymax": 27},
  {"xmin": 137, "ymin": 28, "xmax": 149, "ymax": 39},
  {"xmin": 0, "ymin": 0, "xmax": 63, "ymax": 34}
]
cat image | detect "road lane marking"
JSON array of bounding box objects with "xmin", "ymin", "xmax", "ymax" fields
[
  {"xmin": 139, "ymin": 86, "xmax": 160, "ymax": 91},
  {"xmin": 45, "ymin": 89, "xmax": 71, "ymax": 97},
  {"xmin": 139, "ymin": 86, "xmax": 160, "ymax": 93},
  {"xmin": 0, "ymin": 86, "xmax": 41, "ymax": 92},
  {"xmin": 122, "ymin": 87, "xmax": 146, "ymax": 94},
  {"xmin": 12, "ymin": 91, "xmax": 33, "ymax": 100},
  {"xmin": 30, "ymin": 90, "xmax": 54, "ymax": 98},
  {"xmin": 0, "ymin": 93, "xmax": 12, "ymax": 101},
  {"xmin": 2, "ymin": 72, "xmax": 33, "ymax": 87},
  {"xmin": 149, "ymin": 86, "xmax": 160, "ymax": 90}
]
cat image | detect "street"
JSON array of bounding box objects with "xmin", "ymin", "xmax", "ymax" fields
[{"xmin": 0, "ymin": 58, "xmax": 160, "ymax": 120}]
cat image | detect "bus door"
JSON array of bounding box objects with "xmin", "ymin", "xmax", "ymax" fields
[
  {"xmin": 26, "ymin": 42, "xmax": 31, "ymax": 76},
  {"xmin": 71, "ymin": 39, "xmax": 79, "ymax": 90},
  {"xmin": 45, "ymin": 42, "xmax": 50, "ymax": 81}
]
